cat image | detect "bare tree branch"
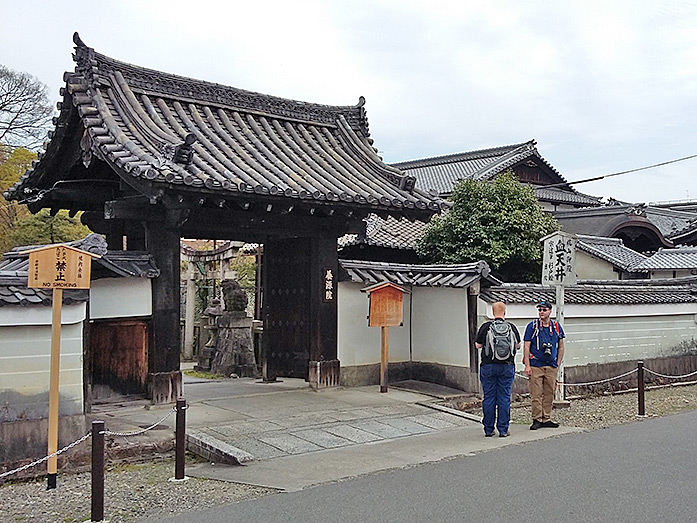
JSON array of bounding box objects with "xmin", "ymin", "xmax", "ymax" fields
[{"xmin": 0, "ymin": 65, "xmax": 53, "ymax": 150}]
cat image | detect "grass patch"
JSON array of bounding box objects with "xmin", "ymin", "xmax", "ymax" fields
[{"xmin": 183, "ymin": 369, "xmax": 226, "ymax": 380}]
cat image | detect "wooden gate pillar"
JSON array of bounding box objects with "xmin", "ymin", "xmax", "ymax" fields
[
  {"xmin": 145, "ymin": 218, "xmax": 182, "ymax": 404},
  {"xmin": 308, "ymin": 237, "xmax": 339, "ymax": 389}
]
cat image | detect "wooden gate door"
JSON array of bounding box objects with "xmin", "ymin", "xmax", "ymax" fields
[
  {"xmin": 263, "ymin": 238, "xmax": 311, "ymax": 379},
  {"xmin": 89, "ymin": 319, "xmax": 149, "ymax": 400}
]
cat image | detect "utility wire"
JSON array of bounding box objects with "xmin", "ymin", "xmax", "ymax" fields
[{"xmin": 538, "ymin": 152, "xmax": 697, "ymax": 190}]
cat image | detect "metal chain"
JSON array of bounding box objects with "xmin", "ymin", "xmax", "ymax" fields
[
  {"xmin": 0, "ymin": 431, "xmax": 92, "ymax": 480},
  {"xmin": 644, "ymin": 368, "xmax": 697, "ymax": 380},
  {"xmin": 103, "ymin": 407, "xmax": 176, "ymax": 438},
  {"xmin": 562, "ymin": 368, "xmax": 638, "ymax": 387},
  {"xmin": 516, "ymin": 368, "xmax": 638, "ymax": 387}
]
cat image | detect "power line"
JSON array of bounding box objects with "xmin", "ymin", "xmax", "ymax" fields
[{"xmin": 540, "ymin": 152, "xmax": 697, "ymax": 190}]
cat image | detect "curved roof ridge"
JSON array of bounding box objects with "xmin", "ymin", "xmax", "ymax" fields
[
  {"xmin": 72, "ymin": 32, "xmax": 369, "ymax": 132},
  {"xmin": 391, "ymin": 140, "xmax": 534, "ymax": 170}
]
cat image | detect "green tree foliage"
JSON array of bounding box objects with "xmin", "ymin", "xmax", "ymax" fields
[
  {"xmin": 416, "ymin": 171, "xmax": 559, "ymax": 282},
  {"xmin": 0, "ymin": 146, "xmax": 34, "ymax": 252},
  {"xmin": 2, "ymin": 208, "xmax": 92, "ymax": 252}
]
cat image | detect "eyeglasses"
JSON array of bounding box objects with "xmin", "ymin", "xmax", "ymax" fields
[{"xmin": 537, "ymin": 307, "xmax": 550, "ymax": 312}]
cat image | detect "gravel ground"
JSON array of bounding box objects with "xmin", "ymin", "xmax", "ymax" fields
[
  {"xmin": 0, "ymin": 457, "xmax": 277, "ymax": 523},
  {"xmin": 2, "ymin": 383, "xmax": 697, "ymax": 522}
]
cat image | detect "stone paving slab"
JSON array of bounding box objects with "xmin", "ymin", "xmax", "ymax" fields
[
  {"xmin": 378, "ymin": 416, "xmax": 435, "ymax": 435},
  {"xmin": 223, "ymin": 437, "xmax": 288, "ymax": 460},
  {"xmin": 350, "ymin": 419, "xmax": 412, "ymax": 439},
  {"xmin": 290, "ymin": 428, "xmax": 353, "ymax": 449},
  {"xmin": 258, "ymin": 434, "xmax": 324, "ymax": 455},
  {"xmin": 322, "ymin": 424, "xmax": 383, "ymax": 444}
]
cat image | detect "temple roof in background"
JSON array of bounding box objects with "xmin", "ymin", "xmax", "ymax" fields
[{"xmin": 392, "ymin": 140, "xmax": 601, "ymax": 207}]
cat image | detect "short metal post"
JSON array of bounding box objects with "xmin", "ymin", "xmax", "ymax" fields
[
  {"xmin": 637, "ymin": 361, "xmax": 645, "ymax": 416},
  {"xmin": 175, "ymin": 398, "xmax": 186, "ymax": 480},
  {"xmin": 91, "ymin": 420, "xmax": 105, "ymax": 522}
]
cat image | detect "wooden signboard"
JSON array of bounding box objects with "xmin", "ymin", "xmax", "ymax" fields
[
  {"xmin": 22, "ymin": 244, "xmax": 99, "ymax": 489},
  {"xmin": 366, "ymin": 283, "xmax": 405, "ymax": 327},
  {"xmin": 27, "ymin": 244, "xmax": 94, "ymax": 289},
  {"xmin": 362, "ymin": 282, "xmax": 409, "ymax": 393}
]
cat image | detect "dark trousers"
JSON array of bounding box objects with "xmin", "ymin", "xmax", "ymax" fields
[{"xmin": 479, "ymin": 363, "xmax": 515, "ymax": 435}]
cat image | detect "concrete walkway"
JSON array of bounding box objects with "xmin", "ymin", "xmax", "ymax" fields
[{"xmin": 92, "ymin": 374, "xmax": 582, "ymax": 492}]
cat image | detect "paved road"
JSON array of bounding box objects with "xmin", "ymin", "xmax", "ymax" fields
[{"xmin": 153, "ymin": 410, "xmax": 697, "ymax": 522}]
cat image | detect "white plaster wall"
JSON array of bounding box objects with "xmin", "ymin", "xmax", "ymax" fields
[
  {"xmin": 90, "ymin": 277, "xmax": 152, "ymax": 319},
  {"xmin": 489, "ymin": 301, "xmax": 697, "ymax": 369},
  {"xmin": 338, "ymin": 281, "xmax": 411, "ymax": 365},
  {"xmin": 411, "ymin": 287, "xmax": 470, "ymax": 366},
  {"xmin": 0, "ymin": 304, "xmax": 86, "ymax": 417},
  {"xmin": 575, "ymin": 251, "xmax": 618, "ymax": 280}
]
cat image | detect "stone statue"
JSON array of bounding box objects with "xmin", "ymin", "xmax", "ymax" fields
[
  {"xmin": 221, "ymin": 279, "xmax": 248, "ymax": 312},
  {"xmin": 211, "ymin": 279, "xmax": 257, "ymax": 377}
]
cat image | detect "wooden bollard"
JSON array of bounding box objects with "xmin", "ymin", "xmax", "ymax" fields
[
  {"xmin": 637, "ymin": 361, "xmax": 645, "ymax": 416},
  {"xmin": 175, "ymin": 398, "xmax": 186, "ymax": 480},
  {"xmin": 91, "ymin": 420, "xmax": 105, "ymax": 522}
]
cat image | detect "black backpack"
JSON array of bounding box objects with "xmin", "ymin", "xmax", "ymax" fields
[{"xmin": 485, "ymin": 320, "xmax": 516, "ymax": 361}]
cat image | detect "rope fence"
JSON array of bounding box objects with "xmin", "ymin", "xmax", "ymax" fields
[
  {"xmin": 0, "ymin": 397, "xmax": 188, "ymax": 523},
  {"xmin": 516, "ymin": 361, "xmax": 697, "ymax": 418}
]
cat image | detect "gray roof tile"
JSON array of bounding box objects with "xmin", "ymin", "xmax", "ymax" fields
[
  {"xmin": 576, "ymin": 235, "xmax": 647, "ymax": 271},
  {"xmin": 481, "ymin": 280, "xmax": 697, "ymax": 305},
  {"xmin": 632, "ymin": 246, "xmax": 697, "ymax": 271},
  {"xmin": 7, "ymin": 33, "xmax": 446, "ymax": 219},
  {"xmin": 339, "ymin": 214, "xmax": 427, "ymax": 251},
  {"xmin": 339, "ymin": 259, "xmax": 501, "ymax": 287},
  {"xmin": 392, "ymin": 140, "xmax": 600, "ymax": 207}
]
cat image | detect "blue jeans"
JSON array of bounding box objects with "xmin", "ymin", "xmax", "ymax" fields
[{"xmin": 479, "ymin": 363, "xmax": 515, "ymax": 435}]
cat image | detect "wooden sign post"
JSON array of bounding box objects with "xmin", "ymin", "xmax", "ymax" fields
[
  {"xmin": 24, "ymin": 243, "xmax": 99, "ymax": 490},
  {"xmin": 541, "ymin": 231, "xmax": 576, "ymax": 403},
  {"xmin": 362, "ymin": 282, "xmax": 409, "ymax": 393}
]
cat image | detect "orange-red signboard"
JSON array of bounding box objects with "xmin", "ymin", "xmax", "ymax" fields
[
  {"xmin": 363, "ymin": 282, "xmax": 409, "ymax": 327},
  {"xmin": 25, "ymin": 245, "xmax": 98, "ymax": 289}
]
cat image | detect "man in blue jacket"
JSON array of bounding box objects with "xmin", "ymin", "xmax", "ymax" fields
[{"xmin": 523, "ymin": 300, "xmax": 565, "ymax": 430}]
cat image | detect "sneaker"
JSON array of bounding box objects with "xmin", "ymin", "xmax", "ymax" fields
[
  {"xmin": 541, "ymin": 420, "xmax": 560, "ymax": 428},
  {"xmin": 530, "ymin": 420, "xmax": 543, "ymax": 430},
  {"xmin": 499, "ymin": 432, "xmax": 509, "ymax": 438},
  {"xmin": 485, "ymin": 432, "xmax": 494, "ymax": 437}
]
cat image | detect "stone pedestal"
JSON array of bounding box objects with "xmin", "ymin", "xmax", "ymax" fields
[{"xmin": 211, "ymin": 312, "xmax": 257, "ymax": 377}]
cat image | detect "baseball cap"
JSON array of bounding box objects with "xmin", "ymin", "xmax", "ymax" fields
[{"xmin": 536, "ymin": 300, "xmax": 553, "ymax": 310}]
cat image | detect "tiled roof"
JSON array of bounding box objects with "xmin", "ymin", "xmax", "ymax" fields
[
  {"xmin": 6, "ymin": 33, "xmax": 446, "ymax": 220},
  {"xmin": 533, "ymin": 186, "xmax": 602, "ymax": 206},
  {"xmin": 481, "ymin": 280, "xmax": 697, "ymax": 305},
  {"xmin": 339, "ymin": 214, "xmax": 427, "ymax": 251},
  {"xmin": 632, "ymin": 247, "xmax": 697, "ymax": 271},
  {"xmin": 554, "ymin": 205, "xmax": 674, "ymax": 249},
  {"xmin": 575, "ymin": 235, "xmax": 647, "ymax": 271},
  {"xmin": 339, "ymin": 259, "xmax": 502, "ymax": 287},
  {"xmin": 0, "ymin": 234, "xmax": 159, "ymax": 306},
  {"xmin": 391, "ymin": 140, "xmax": 600, "ymax": 207},
  {"xmin": 644, "ymin": 207, "xmax": 697, "ymax": 238}
]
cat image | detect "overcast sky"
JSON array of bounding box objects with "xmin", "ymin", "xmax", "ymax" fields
[{"xmin": 2, "ymin": 0, "xmax": 696, "ymax": 203}]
